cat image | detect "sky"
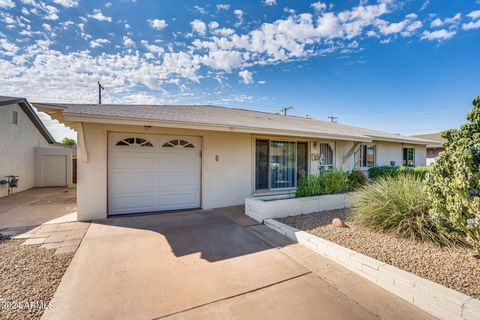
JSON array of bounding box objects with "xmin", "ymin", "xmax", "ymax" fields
[{"xmin": 1, "ymin": 0, "xmax": 479, "ymax": 141}]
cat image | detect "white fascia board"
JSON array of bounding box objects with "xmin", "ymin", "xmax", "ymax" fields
[{"xmin": 62, "ymin": 113, "xmax": 373, "ymax": 142}]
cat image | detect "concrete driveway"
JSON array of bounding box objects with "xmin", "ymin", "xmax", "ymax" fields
[
  {"xmin": 42, "ymin": 208, "xmax": 435, "ymax": 320},
  {"xmin": 0, "ymin": 187, "xmax": 76, "ymax": 229}
]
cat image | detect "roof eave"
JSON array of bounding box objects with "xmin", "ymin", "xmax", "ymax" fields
[{"xmin": 61, "ymin": 112, "xmax": 373, "ymax": 142}]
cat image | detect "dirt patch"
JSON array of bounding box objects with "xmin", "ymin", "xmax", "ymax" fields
[
  {"xmin": 278, "ymin": 209, "xmax": 480, "ymax": 299},
  {"xmin": 0, "ymin": 236, "xmax": 74, "ymax": 319}
]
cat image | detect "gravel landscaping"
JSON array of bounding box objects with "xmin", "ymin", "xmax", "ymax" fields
[
  {"xmin": 277, "ymin": 209, "xmax": 480, "ymax": 299},
  {"xmin": 0, "ymin": 235, "xmax": 74, "ymax": 320}
]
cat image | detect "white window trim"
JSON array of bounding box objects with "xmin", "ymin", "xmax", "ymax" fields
[
  {"xmin": 359, "ymin": 143, "xmax": 377, "ymax": 169},
  {"xmin": 403, "ymin": 147, "xmax": 415, "ymax": 167},
  {"xmin": 253, "ymin": 138, "xmax": 310, "ymax": 192},
  {"xmin": 317, "ymin": 141, "xmax": 336, "ymax": 170}
]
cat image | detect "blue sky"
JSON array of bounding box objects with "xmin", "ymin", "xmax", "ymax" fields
[{"xmin": 1, "ymin": 0, "xmax": 479, "ymax": 140}]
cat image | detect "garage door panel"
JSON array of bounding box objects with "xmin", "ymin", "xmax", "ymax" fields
[
  {"xmin": 159, "ymin": 159, "xmax": 198, "ymax": 172},
  {"xmin": 110, "ymin": 154, "xmax": 156, "ymax": 171},
  {"xmin": 109, "ymin": 194, "xmax": 157, "ymax": 214},
  {"xmin": 159, "ymin": 173, "xmax": 199, "ymax": 188},
  {"xmin": 158, "ymin": 192, "xmax": 200, "ymax": 210},
  {"xmin": 108, "ymin": 133, "xmax": 201, "ymax": 215},
  {"xmin": 109, "ymin": 173, "xmax": 157, "ymax": 193}
]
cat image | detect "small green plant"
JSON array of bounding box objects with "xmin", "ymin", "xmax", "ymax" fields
[
  {"xmin": 368, "ymin": 166, "xmax": 431, "ymax": 181},
  {"xmin": 61, "ymin": 137, "xmax": 76, "ymax": 146},
  {"xmin": 348, "ymin": 169, "xmax": 367, "ymax": 190},
  {"xmin": 296, "ymin": 169, "xmax": 351, "ymax": 198},
  {"xmin": 348, "ymin": 174, "xmax": 459, "ymax": 246},
  {"xmin": 426, "ymin": 95, "xmax": 480, "ymax": 253}
]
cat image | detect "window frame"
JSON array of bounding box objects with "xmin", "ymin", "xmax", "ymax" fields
[
  {"xmin": 360, "ymin": 143, "xmax": 376, "ymax": 169},
  {"xmin": 403, "ymin": 147, "xmax": 415, "ymax": 167},
  {"xmin": 317, "ymin": 142, "xmax": 335, "ymax": 170},
  {"xmin": 254, "ymin": 138, "xmax": 309, "ymax": 191}
]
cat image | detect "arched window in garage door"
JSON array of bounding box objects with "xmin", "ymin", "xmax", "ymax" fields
[
  {"xmin": 162, "ymin": 139, "xmax": 195, "ymax": 148},
  {"xmin": 115, "ymin": 137, "xmax": 153, "ymax": 147}
]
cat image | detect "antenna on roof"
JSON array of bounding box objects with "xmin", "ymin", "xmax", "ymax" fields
[
  {"xmin": 98, "ymin": 81, "xmax": 105, "ymax": 104},
  {"xmin": 279, "ymin": 106, "xmax": 293, "ymax": 116},
  {"xmin": 328, "ymin": 116, "xmax": 338, "ymax": 123}
]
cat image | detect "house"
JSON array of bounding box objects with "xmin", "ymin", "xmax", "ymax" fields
[
  {"xmin": 34, "ymin": 102, "xmax": 433, "ymax": 220},
  {"xmin": 0, "ymin": 96, "xmax": 74, "ymax": 198},
  {"xmin": 412, "ymin": 132, "xmax": 445, "ymax": 165}
]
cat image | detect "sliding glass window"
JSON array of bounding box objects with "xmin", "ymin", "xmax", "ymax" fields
[
  {"xmin": 255, "ymin": 140, "xmax": 308, "ymax": 190},
  {"xmin": 270, "ymin": 141, "xmax": 296, "ymax": 189}
]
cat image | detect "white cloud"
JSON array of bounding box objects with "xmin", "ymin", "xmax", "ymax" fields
[
  {"xmin": 420, "ymin": 0, "xmax": 429, "ymax": 11},
  {"xmin": 208, "ymin": 21, "xmax": 219, "ymax": 29},
  {"xmin": 212, "ymin": 27, "xmax": 235, "ymax": 36},
  {"xmin": 42, "ymin": 23, "xmax": 51, "ymax": 31},
  {"xmin": 258, "ymin": 80, "xmax": 266, "ymax": 85},
  {"xmin": 311, "ymin": 2, "xmax": 327, "ymax": 12},
  {"xmin": 148, "ymin": 18, "xmax": 168, "ymax": 30},
  {"xmin": 0, "ymin": 38, "xmax": 19, "ymax": 56},
  {"xmin": 238, "ymin": 69, "xmax": 253, "ymax": 84},
  {"xmin": 216, "ymin": 4, "xmax": 230, "ymax": 10},
  {"xmin": 123, "ymin": 36, "xmax": 134, "ymax": 47},
  {"xmin": 87, "ymin": 9, "xmax": 112, "ymax": 22},
  {"xmin": 42, "ymin": 5, "xmax": 59, "ymax": 20},
  {"xmin": 462, "ymin": 20, "xmax": 480, "ymax": 30},
  {"xmin": 194, "ymin": 5, "xmax": 207, "ymax": 15},
  {"xmin": 89, "ymin": 38, "xmax": 110, "ymax": 48},
  {"xmin": 467, "ymin": 10, "xmax": 480, "ymax": 20},
  {"xmin": 51, "ymin": 0, "xmax": 79, "ymax": 8},
  {"xmin": 105, "ymin": 2, "xmax": 112, "ymax": 8},
  {"xmin": 444, "ymin": 13, "xmax": 461, "ymax": 25},
  {"xmin": 234, "ymin": 9, "xmax": 244, "ymax": 26},
  {"xmin": 264, "ymin": 0, "xmax": 276, "ymax": 6},
  {"xmin": 430, "ymin": 18, "xmax": 442, "ymax": 27},
  {"xmin": 421, "ymin": 29, "xmax": 456, "ymax": 41},
  {"xmin": 0, "ymin": 0, "xmax": 15, "ymax": 9},
  {"xmin": 191, "ymin": 19, "xmax": 207, "ymax": 35}
]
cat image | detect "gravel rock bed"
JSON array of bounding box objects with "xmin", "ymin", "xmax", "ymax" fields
[
  {"xmin": 277, "ymin": 209, "xmax": 480, "ymax": 299},
  {"xmin": 0, "ymin": 236, "xmax": 74, "ymax": 320}
]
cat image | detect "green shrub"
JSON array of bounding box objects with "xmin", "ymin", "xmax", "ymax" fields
[
  {"xmin": 348, "ymin": 174, "xmax": 458, "ymax": 246},
  {"xmin": 426, "ymin": 96, "xmax": 480, "ymax": 253},
  {"xmin": 368, "ymin": 166, "xmax": 431, "ymax": 181},
  {"xmin": 348, "ymin": 170, "xmax": 367, "ymax": 190},
  {"xmin": 296, "ymin": 169, "xmax": 351, "ymax": 198}
]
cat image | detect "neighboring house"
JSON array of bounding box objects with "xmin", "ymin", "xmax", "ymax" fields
[
  {"xmin": 35, "ymin": 102, "xmax": 432, "ymax": 220},
  {"xmin": 0, "ymin": 96, "xmax": 73, "ymax": 198},
  {"xmin": 412, "ymin": 132, "xmax": 445, "ymax": 165}
]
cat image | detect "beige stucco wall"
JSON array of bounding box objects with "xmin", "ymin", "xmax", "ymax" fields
[
  {"xmin": 0, "ymin": 103, "xmax": 49, "ymax": 198},
  {"xmin": 77, "ymin": 123, "xmax": 253, "ymax": 220},
  {"xmin": 77, "ymin": 122, "xmax": 428, "ymax": 221}
]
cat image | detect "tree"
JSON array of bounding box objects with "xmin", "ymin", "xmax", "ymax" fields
[
  {"xmin": 62, "ymin": 137, "xmax": 76, "ymax": 146},
  {"xmin": 426, "ymin": 95, "xmax": 480, "ymax": 252}
]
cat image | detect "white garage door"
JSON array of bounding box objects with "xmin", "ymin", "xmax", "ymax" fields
[{"xmin": 108, "ymin": 133, "xmax": 201, "ymax": 215}]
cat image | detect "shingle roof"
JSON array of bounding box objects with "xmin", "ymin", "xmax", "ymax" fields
[
  {"xmin": 34, "ymin": 102, "xmax": 433, "ymax": 145},
  {"xmin": 412, "ymin": 132, "xmax": 445, "ymax": 148},
  {"xmin": 0, "ymin": 96, "xmax": 56, "ymax": 143}
]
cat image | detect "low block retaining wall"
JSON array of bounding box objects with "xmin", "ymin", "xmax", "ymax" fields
[
  {"xmin": 245, "ymin": 193, "xmax": 351, "ymax": 222},
  {"xmin": 264, "ymin": 218, "xmax": 480, "ymax": 320}
]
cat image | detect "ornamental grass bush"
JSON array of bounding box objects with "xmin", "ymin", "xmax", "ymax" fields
[{"xmin": 348, "ymin": 174, "xmax": 459, "ymax": 246}]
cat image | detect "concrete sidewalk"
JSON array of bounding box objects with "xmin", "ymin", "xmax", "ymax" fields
[{"xmin": 42, "ymin": 208, "xmax": 435, "ymax": 320}]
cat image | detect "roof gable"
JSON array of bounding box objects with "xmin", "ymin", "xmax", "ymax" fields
[{"xmin": 0, "ymin": 96, "xmax": 56, "ymax": 144}]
